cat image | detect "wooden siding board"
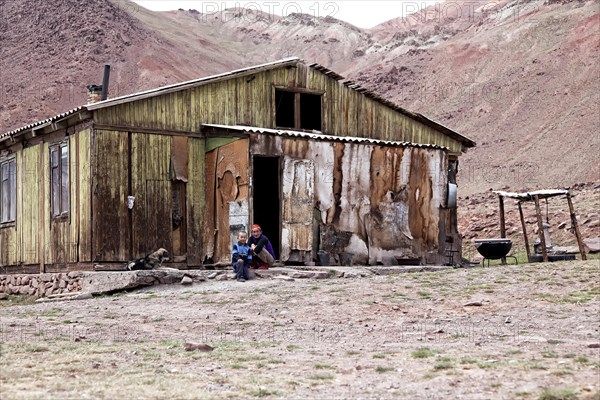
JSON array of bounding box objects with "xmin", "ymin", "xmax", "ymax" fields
[
  {"xmin": 92, "ymin": 129, "xmax": 130, "ymax": 261},
  {"xmin": 93, "ymin": 65, "xmax": 464, "ymax": 151},
  {"xmin": 187, "ymin": 137, "xmax": 205, "ymax": 265}
]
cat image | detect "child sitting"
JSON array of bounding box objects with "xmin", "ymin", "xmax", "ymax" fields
[{"xmin": 232, "ymin": 232, "xmax": 252, "ymax": 282}]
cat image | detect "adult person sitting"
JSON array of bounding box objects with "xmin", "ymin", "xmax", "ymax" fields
[{"xmin": 248, "ymin": 224, "xmax": 275, "ymax": 269}]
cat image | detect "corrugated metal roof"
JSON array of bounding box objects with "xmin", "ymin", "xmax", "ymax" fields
[
  {"xmin": 0, "ymin": 106, "xmax": 85, "ymax": 141},
  {"xmin": 202, "ymin": 124, "xmax": 448, "ymax": 150},
  {"xmin": 494, "ymin": 189, "xmax": 570, "ymax": 200}
]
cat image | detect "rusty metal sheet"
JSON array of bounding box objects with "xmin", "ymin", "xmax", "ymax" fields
[
  {"xmin": 204, "ymin": 139, "xmax": 249, "ymax": 264},
  {"xmin": 281, "ymin": 158, "xmax": 314, "ymax": 261},
  {"xmin": 171, "ymin": 136, "xmax": 189, "ymax": 182}
]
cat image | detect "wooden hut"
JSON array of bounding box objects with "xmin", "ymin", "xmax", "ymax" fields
[{"xmin": 0, "ymin": 57, "xmax": 475, "ymax": 272}]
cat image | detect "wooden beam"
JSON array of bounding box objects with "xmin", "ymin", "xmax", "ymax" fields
[
  {"xmin": 518, "ymin": 201, "xmax": 531, "ymax": 260},
  {"xmin": 94, "ymin": 124, "xmax": 204, "ymax": 138},
  {"xmin": 498, "ymin": 194, "xmax": 507, "ymax": 264},
  {"xmin": 566, "ymin": 193, "xmax": 587, "ymax": 260},
  {"xmin": 533, "ymin": 195, "xmax": 548, "ymax": 262}
]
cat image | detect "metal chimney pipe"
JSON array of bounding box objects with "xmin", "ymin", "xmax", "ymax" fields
[{"xmin": 101, "ymin": 64, "xmax": 111, "ymax": 101}]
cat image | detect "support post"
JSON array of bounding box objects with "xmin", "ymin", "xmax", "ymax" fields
[
  {"xmin": 566, "ymin": 193, "xmax": 587, "ymax": 260},
  {"xmin": 498, "ymin": 194, "xmax": 507, "ymax": 265},
  {"xmin": 518, "ymin": 201, "xmax": 531, "ymax": 261},
  {"xmin": 534, "ymin": 195, "xmax": 548, "ymax": 262}
]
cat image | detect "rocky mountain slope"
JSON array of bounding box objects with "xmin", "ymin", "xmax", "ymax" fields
[{"xmin": 1, "ymin": 0, "xmax": 598, "ymax": 198}]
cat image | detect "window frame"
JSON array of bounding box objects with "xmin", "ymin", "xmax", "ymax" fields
[
  {"xmin": 50, "ymin": 141, "xmax": 69, "ymax": 219},
  {"xmin": 273, "ymin": 86, "xmax": 324, "ymax": 132},
  {"xmin": 0, "ymin": 156, "xmax": 16, "ymax": 227}
]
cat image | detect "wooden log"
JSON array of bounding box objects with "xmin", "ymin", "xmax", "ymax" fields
[
  {"xmin": 533, "ymin": 195, "xmax": 548, "ymax": 262},
  {"xmin": 498, "ymin": 194, "xmax": 507, "ymax": 265},
  {"xmin": 518, "ymin": 201, "xmax": 531, "ymax": 260},
  {"xmin": 566, "ymin": 193, "xmax": 587, "ymax": 260}
]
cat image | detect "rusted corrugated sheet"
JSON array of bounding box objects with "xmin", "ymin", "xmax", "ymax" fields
[
  {"xmin": 281, "ymin": 159, "xmax": 314, "ymax": 262},
  {"xmin": 252, "ymin": 134, "xmax": 448, "ymax": 265},
  {"xmin": 204, "ymin": 139, "xmax": 249, "ymax": 264}
]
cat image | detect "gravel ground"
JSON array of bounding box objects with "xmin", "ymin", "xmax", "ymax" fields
[{"xmin": 1, "ymin": 260, "xmax": 599, "ymax": 399}]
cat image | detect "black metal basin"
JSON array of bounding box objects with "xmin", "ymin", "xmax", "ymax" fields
[{"xmin": 474, "ymin": 238, "xmax": 512, "ymax": 260}]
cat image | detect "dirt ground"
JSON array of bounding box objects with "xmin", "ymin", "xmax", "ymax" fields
[{"xmin": 1, "ymin": 261, "xmax": 599, "ymax": 400}]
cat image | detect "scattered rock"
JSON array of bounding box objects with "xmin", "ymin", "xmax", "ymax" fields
[
  {"xmin": 273, "ymin": 275, "xmax": 295, "ymax": 281},
  {"xmin": 583, "ymin": 237, "xmax": 600, "ymax": 253},
  {"xmin": 587, "ymin": 343, "xmax": 600, "ymax": 348},
  {"xmin": 207, "ymin": 272, "xmax": 219, "ymax": 279},
  {"xmin": 184, "ymin": 342, "xmax": 214, "ymax": 352},
  {"xmin": 0, "ymin": 293, "xmax": 8, "ymax": 300},
  {"xmin": 181, "ymin": 276, "xmax": 193, "ymax": 285},
  {"xmin": 463, "ymin": 301, "xmax": 483, "ymax": 307}
]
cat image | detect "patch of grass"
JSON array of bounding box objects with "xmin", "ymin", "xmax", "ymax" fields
[
  {"xmin": 574, "ymin": 356, "xmax": 589, "ymax": 364},
  {"xmin": 433, "ymin": 358, "xmax": 454, "ymax": 371},
  {"xmin": 546, "ymin": 339, "xmax": 564, "ymax": 345},
  {"xmin": 411, "ymin": 347, "xmax": 438, "ymax": 359},
  {"xmin": 541, "ymin": 350, "xmax": 559, "ymax": 358},
  {"xmin": 309, "ymin": 373, "xmax": 334, "ymax": 380},
  {"xmin": 314, "ymin": 363, "xmax": 335, "ymax": 370},
  {"xmin": 538, "ymin": 387, "xmax": 577, "ymax": 400},
  {"xmin": 372, "ymin": 353, "xmax": 386, "ymax": 359},
  {"xmin": 375, "ymin": 366, "xmax": 395, "ymax": 373},
  {"xmin": 346, "ymin": 350, "xmax": 360, "ymax": 356},
  {"xmin": 248, "ymin": 388, "xmax": 279, "ymax": 398},
  {"xmin": 417, "ymin": 291, "xmax": 432, "ymax": 299},
  {"xmin": 0, "ymin": 295, "xmax": 37, "ymax": 306},
  {"xmin": 561, "ymin": 289, "xmax": 599, "ymax": 304},
  {"xmin": 286, "ymin": 344, "xmax": 300, "ymax": 351},
  {"xmin": 506, "ymin": 349, "xmax": 523, "ymax": 355},
  {"xmin": 460, "ymin": 358, "xmax": 477, "ymax": 365}
]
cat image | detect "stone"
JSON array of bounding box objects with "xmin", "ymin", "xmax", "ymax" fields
[
  {"xmin": 464, "ymin": 302, "xmax": 483, "ymax": 307},
  {"xmin": 0, "ymin": 293, "xmax": 8, "ymax": 300},
  {"xmin": 181, "ymin": 276, "xmax": 193, "ymax": 285},
  {"xmin": 207, "ymin": 272, "xmax": 219, "ymax": 279},
  {"xmin": 587, "ymin": 343, "xmax": 600, "ymax": 348},
  {"xmin": 273, "ymin": 275, "xmax": 295, "ymax": 281},
  {"xmin": 583, "ymin": 237, "xmax": 600, "ymax": 253},
  {"xmin": 31, "ymin": 278, "xmax": 38, "ymax": 288},
  {"xmin": 28, "ymin": 287, "xmax": 36, "ymax": 296},
  {"xmin": 59, "ymin": 280, "xmax": 67, "ymax": 289},
  {"xmin": 184, "ymin": 342, "xmax": 214, "ymax": 352}
]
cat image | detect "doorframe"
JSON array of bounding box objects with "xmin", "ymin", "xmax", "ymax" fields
[{"xmin": 249, "ymin": 154, "xmax": 282, "ymax": 259}]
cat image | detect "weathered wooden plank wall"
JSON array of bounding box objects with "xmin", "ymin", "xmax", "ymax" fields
[
  {"xmin": 92, "ymin": 129, "xmax": 130, "ymax": 262},
  {"xmin": 94, "ymin": 64, "xmax": 464, "ymax": 153},
  {"xmin": 0, "ymin": 128, "xmax": 92, "ymax": 270}
]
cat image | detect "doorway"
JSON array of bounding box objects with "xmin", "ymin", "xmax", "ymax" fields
[{"xmin": 252, "ymin": 156, "xmax": 281, "ymax": 259}]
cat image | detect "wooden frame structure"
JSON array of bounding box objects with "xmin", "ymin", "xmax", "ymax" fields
[{"xmin": 494, "ymin": 189, "xmax": 587, "ymax": 263}]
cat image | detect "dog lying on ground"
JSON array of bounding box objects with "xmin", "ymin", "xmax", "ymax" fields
[{"xmin": 127, "ymin": 248, "xmax": 170, "ymax": 271}]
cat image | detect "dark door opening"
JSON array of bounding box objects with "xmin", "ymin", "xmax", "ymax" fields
[{"xmin": 252, "ymin": 156, "xmax": 281, "ymax": 259}]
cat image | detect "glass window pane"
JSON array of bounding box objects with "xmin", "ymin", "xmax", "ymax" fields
[
  {"xmin": 61, "ymin": 145, "xmax": 68, "ymax": 214},
  {"xmin": 9, "ymin": 160, "xmax": 16, "ymax": 221},
  {"xmin": 1, "ymin": 179, "xmax": 8, "ymax": 223},
  {"xmin": 52, "ymin": 165, "xmax": 60, "ymax": 216},
  {"xmin": 51, "ymin": 148, "xmax": 58, "ymax": 168}
]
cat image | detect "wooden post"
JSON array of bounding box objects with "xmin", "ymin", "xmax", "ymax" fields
[
  {"xmin": 533, "ymin": 195, "xmax": 548, "ymax": 262},
  {"xmin": 566, "ymin": 193, "xmax": 587, "ymax": 260},
  {"xmin": 498, "ymin": 194, "xmax": 507, "ymax": 264},
  {"xmin": 518, "ymin": 201, "xmax": 530, "ymax": 261}
]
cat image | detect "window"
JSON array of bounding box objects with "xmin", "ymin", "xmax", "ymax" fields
[
  {"xmin": 0, "ymin": 158, "xmax": 16, "ymax": 224},
  {"xmin": 50, "ymin": 143, "xmax": 69, "ymax": 217},
  {"xmin": 275, "ymin": 89, "xmax": 322, "ymax": 131}
]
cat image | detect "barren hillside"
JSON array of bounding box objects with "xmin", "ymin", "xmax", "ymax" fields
[{"xmin": 1, "ymin": 0, "xmax": 598, "ymax": 196}]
